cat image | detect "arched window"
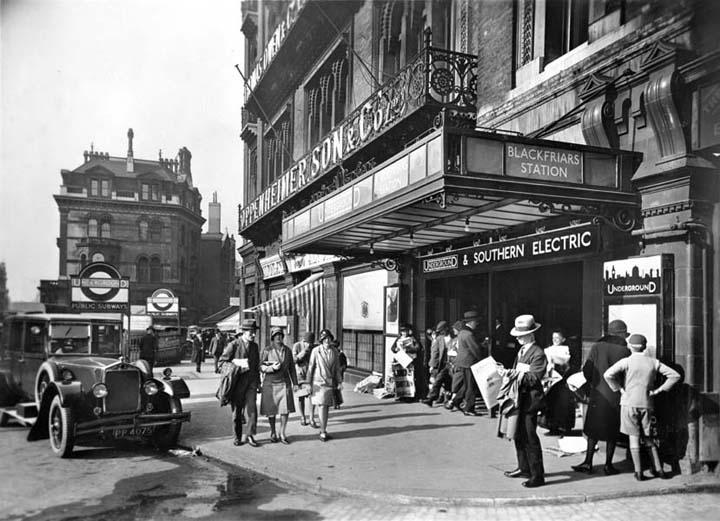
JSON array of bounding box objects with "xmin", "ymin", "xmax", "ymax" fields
[
  {"xmin": 150, "ymin": 257, "xmax": 162, "ymax": 283},
  {"xmin": 100, "ymin": 222, "xmax": 110, "ymax": 238},
  {"xmin": 138, "ymin": 220, "xmax": 149, "ymax": 241},
  {"xmin": 149, "ymin": 221, "xmax": 162, "ymax": 242},
  {"xmin": 88, "ymin": 218, "xmax": 98, "ymax": 237},
  {"xmin": 137, "ymin": 256, "xmax": 150, "ymax": 283},
  {"xmin": 80, "ymin": 254, "xmax": 87, "ymax": 267},
  {"xmin": 92, "ymin": 252, "xmax": 105, "ymax": 262}
]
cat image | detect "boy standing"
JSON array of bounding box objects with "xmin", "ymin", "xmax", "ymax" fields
[{"xmin": 603, "ymin": 334, "xmax": 681, "ymax": 481}]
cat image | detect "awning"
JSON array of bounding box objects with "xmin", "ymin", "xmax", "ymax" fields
[
  {"xmin": 199, "ymin": 305, "xmax": 239, "ymax": 328},
  {"xmin": 244, "ymin": 272, "xmax": 324, "ymax": 319},
  {"xmin": 216, "ymin": 311, "xmax": 241, "ymax": 332}
]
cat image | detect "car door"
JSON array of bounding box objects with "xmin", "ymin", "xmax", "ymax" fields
[{"xmin": 20, "ymin": 320, "xmax": 48, "ymax": 398}]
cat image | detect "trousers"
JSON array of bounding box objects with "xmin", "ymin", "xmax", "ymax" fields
[
  {"xmin": 230, "ymin": 384, "xmax": 257, "ymax": 441},
  {"xmin": 514, "ymin": 410, "xmax": 545, "ymax": 481}
]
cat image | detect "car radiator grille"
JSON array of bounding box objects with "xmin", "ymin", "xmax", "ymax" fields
[{"xmin": 105, "ymin": 370, "xmax": 141, "ymax": 413}]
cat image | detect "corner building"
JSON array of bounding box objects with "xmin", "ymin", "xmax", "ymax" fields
[{"xmin": 238, "ymin": 0, "xmax": 719, "ymax": 468}]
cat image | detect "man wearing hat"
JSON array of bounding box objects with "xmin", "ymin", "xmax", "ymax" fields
[
  {"xmin": 218, "ymin": 319, "xmax": 261, "ymax": 447},
  {"xmin": 498, "ymin": 314, "xmax": 547, "ymax": 487},
  {"xmin": 450, "ymin": 310, "xmax": 485, "ymax": 415},
  {"xmin": 571, "ymin": 319, "xmax": 631, "ymax": 475},
  {"xmin": 422, "ymin": 320, "xmax": 453, "ymax": 407},
  {"xmin": 604, "ymin": 334, "xmax": 680, "ymax": 480}
]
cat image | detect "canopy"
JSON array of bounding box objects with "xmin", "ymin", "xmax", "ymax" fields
[
  {"xmin": 244, "ymin": 272, "xmax": 324, "ymax": 333},
  {"xmin": 216, "ymin": 311, "xmax": 241, "ymax": 332}
]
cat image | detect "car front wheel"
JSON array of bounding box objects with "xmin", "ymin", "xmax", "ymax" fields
[
  {"xmin": 151, "ymin": 395, "xmax": 182, "ymax": 450},
  {"xmin": 48, "ymin": 395, "xmax": 75, "ymax": 458}
]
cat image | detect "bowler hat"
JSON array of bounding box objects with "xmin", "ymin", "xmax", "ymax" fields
[
  {"xmin": 270, "ymin": 326, "xmax": 284, "ymax": 339},
  {"xmin": 303, "ymin": 331, "xmax": 315, "ymax": 344},
  {"xmin": 463, "ymin": 310, "xmax": 480, "ymax": 321},
  {"xmin": 510, "ymin": 314, "xmax": 541, "ymax": 336},
  {"xmin": 627, "ymin": 333, "xmax": 647, "ymax": 350},
  {"xmin": 435, "ymin": 320, "xmax": 449, "ymax": 333},
  {"xmin": 607, "ymin": 319, "xmax": 629, "ymax": 338},
  {"xmin": 318, "ymin": 329, "xmax": 334, "ymax": 343},
  {"xmin": 240, "ymin": 319, "xmax": 258, "ymax": 331}
]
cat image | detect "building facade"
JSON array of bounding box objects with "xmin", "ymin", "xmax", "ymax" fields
[
  {"xmin": 52, "ymin": 129, "xmax": 205, "ymax": 323},
  {"xmin": 238, "ymin": 0, "xmax": 719, "ymax": 467}
]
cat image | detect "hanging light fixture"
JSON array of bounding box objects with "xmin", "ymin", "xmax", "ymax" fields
[
  {"xmin": 369, "ymin": 242, "xmax": 375, "ymax": 255},
  {"xmin": 464, "ymin": 217, "xmax": 470, "ymax": 233},
  {"xmin": 409, "ymin": 231, "xmax": 414, "ymax": 245}
]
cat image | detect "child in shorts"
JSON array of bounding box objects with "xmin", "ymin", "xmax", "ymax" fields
[{"xmin": 603, "ymin": 334, "xmax": 680, "ymax": 481}]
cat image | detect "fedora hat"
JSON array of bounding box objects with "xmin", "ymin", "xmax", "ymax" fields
[
  {"xmin": 463, "ymin": 310, "xmax": 480, "ymax": 321},
  {"xmin": 607, "ymin": 319, "xmax": 629, "ymax": 338},
  {"xmin": 270, "ymin": 326, "xmax": 284, "ymax": 339},
  {"xmin": 240, "ymin": 319, "xmax": 258, "ymax": 331},
  {"xmin": 510, "ymin": 314, "xmax": 541, "ymax": 336}
]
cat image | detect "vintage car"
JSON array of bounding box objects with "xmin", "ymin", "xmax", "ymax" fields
[{"xmin": 0, "ymin": 313, "xmax": 191, "ymax": 457}]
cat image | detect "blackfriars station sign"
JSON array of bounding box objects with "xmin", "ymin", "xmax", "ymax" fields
[{"xmin": 421, "ymin": 225, "xmax": 599, "ymax": 275}]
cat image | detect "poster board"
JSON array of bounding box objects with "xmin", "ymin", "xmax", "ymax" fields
[{"xmin": 383, "ymin": 285, "xmax": 399, "ymax": 336}]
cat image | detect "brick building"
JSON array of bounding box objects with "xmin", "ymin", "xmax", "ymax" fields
[
  {"xmin": 238, "ymin": 1, "xmax": 719, "ymax": 467},
  {"xmin": 51, "ymin": 129, "xmax": 205, "ymax": 323}
]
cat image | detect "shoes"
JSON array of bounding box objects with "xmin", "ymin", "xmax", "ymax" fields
[
  {"xmin": 504, "ymin": 468, "xmax": 530, "ymax": 478},
  {"xmin": 310, "ymin": 420, "xmax": 320, "ymax": 429},
  {"xmin": 246, "ymin": 436, "xmax": 259, "ymax": 448},
  {"xmin": 444, "ymin": 402, "xmax": 454, "ymax": 411},
  {"xmin": 634, "ymin": 472, "xmax": 646, "ymax": 482},
  {"xmin": 233, "ymin": 439, "xmax": 243, "ymax": 446},
  {"xmin": 270, "ymin": 433, "xmax": 279, "ymax": 443},
  {"xmin": 300, "ymin": 418, "xmax": 309, "ymax": 426},
  {"xmin": 421, "ymin": 399, "xmax": 434, "ymax": 407},
  {"xmin": 280, "ymin": 436, "xmax": 290, "ymax": 445},
  {"xmin": 463, "ymin": 410, "xmax": 480, "ymax": 416},
  {"xmin": 571, "ymin": 462, "xmax": 593, "ymax": 474},
  {"xmin": 319, "ymin": 432, "xmax": 330, "ymax": 442},
  {"xmin": 521, "ymin": 479, "xmax": 545, "ymax": 488},
  {"xmin": 651, "ymin": 469, "xmax": 669, "ymax": 479},
  {"xmin": 603, "ymin": 464, "xmax": 620, "ymax": 476}
]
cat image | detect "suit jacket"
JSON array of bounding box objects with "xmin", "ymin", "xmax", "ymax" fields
[
  {"xmin": 428, "ymin": 335, "xmax": 451, "ymax": 370},
  {"xmin": 219, "ymin": 337, "xmax": 260, "ymax": 390},
  {"xmin": 454, "ymin": 326, "xmax": 482, "ymax": 368},
  {"xmin": 513, "ymin": 342, "xmax": 547, "ymax": 412}
]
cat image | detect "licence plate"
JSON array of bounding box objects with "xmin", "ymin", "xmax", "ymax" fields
[{"xmin": 112, "ymin": 426, "xmax": 155, "ymax": 438}]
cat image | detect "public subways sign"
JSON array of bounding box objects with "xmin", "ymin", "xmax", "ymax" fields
[
  {"xmin": 71, "ymin": 262, "xmax": 130, "ymax": 312},
  {"xmin": 147, "ymin": 288, "xmax": 179, "ymax": 317}
]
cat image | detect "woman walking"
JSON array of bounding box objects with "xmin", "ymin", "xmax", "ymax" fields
[
  {"xmin": 292, "ymin": 331, "xmax": 316, "ymax": 426},
  {"xmin": 306, "ymin": 329, "xmax": 343, "ymax": 441},
  {"xmin": 259, "ymin": 327, "xmax": 298, "ymax": 444}
]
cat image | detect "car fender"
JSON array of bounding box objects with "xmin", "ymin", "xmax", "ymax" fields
[
  {"xmin": 27, "ymin": 380, "xmax": 83, "ymax": 442},
  {"xmin": 53, "ymin": 381, "xmax": 83, "ymax": 408},
  {"xmin": 162, "ymin": 378, "xmax": 190, "ymax": 399}
]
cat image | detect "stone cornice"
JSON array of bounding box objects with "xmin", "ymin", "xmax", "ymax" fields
[
  {"xmin": 53, "ymin": 195, "xmax": 205, "ymax": 225},
  {"xmin": 640, "ymin": 200, "xmax": 693, "ymax": 218}
]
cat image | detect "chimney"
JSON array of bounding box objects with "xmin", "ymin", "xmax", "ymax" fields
[
  {"xmin": 208, "ymin": 191, "xmax": 221, "ymax": 234},
  {"xmin": 126, "ymin": 128, "xmax": 135, "ymax": 173},
  {"xmin": 177, "ymin": 147, "xmax": 193, "ymax": 186}
]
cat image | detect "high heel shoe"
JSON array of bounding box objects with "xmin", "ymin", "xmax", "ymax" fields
[
  {"xmin": 634, "ymin": 471, "xmax": 646, "ymax": 481},
  {"xmin": 571, "ymin": 462, "xmax": 593, "ymax": 474},
  {"xmin": 269, "ymin": 433, "xmax": 278, "ymax": 443},
  {"xmin": 310, "ymin": 420, "xmax": 320, "ymax": 429}
]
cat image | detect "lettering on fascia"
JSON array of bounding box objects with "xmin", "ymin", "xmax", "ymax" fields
[
  {"xmin": 241, "ymin": 83, "xmax": 409, "ymax": 230},
  {"xmin": 506, "ymin": 144, "xmax": 582, "ymax": 182}
]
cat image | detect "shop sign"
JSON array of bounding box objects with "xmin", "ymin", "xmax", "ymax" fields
[
  {"xmin": 421, "ymin": 225, "xmax": 598, "ymax": 274},
  {"xmin": 241, "ymin": 63, "xmax": 413, "ymax": 230},
  {"xmin": 603, "ymin": 256, "xmax": 663, "ymax": 296},
  {"xmin": 244, "ymin": 0, "xmax": 307, "ymax": 103},
  {"xmin": 505, "ymin": 143, "xmax": 582, "ymax": 183},
  {"xmin": 71, "ymin": 262, "xmax": 130, "ymax": 312},
  {"xmin": 146, "ymin": 288, "xmax": 179, "ymax": 317},
  {"xmin": 286, "ymin": 254, "xmax": 338, "ymax": 273},
  {"xmin": 699, "ymin": 82, "xmax": 720, "ymax": 149},
  {"xmin": 260, "ymin": 255, "xmax": 287, "ymax": 280}
]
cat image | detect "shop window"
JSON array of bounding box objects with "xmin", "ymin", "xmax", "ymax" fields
[
  {"xmin": 87, "ymin": 218, "xmax": 98, "ymax": 238},
  {"xmin": 305, "ymin": 46, "xmax": 348, "ymax": 149},
  {"xmin": 150, "ymin": 257, "xmax": 162, "ymax": 283},
  {"xmin": 138, "ymin": 220, "xmax": 149, "ymax": 241},
  {"xmin": 544, "ymin": 0, "xmax": 589, "ymax": 64},
  {"xmin": 137, "ymin": 256, "xmax": 150, "ymax": 283}
]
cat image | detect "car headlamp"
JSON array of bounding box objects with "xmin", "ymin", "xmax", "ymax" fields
[
  {"xmin": 143, "ymin": 380, "xmax": 159, "ymax": 396},
  {"xmin": 92, "ymin": 383, "xmax": 108, "ymax": 398},
  {"xmin": 61, "ymin": 369, "xmax": 74, "ymax": 382}
]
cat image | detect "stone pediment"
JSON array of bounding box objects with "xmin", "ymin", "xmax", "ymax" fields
[
  {"xmin": 640, "ymin": 40, "xmax": 694, "ymax": 73},
  {"xmin": 579, "ymin": 73, "xmax": 615, "ymax": 101}
]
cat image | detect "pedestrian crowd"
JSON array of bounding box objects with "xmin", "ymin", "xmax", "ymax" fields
[{"xmin": 162, "ymin": 312, "xmax": 682, "ymax": 489}]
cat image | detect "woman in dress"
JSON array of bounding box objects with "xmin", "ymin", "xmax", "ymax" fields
[
  {"xmin": 390, "ymin": 324, "xmax": 421, "ymax": 401},
  {"xmin": 306, "ymin": 329, "xmax": 343, "ymax": 441},
  {"xmin": 542, "ymin": 328, "xmax": 575, "ymax": 435},
  {"xmin": 292, "ymin": 331, "xmax": 316, "ymax": 426},
  {"xmin": 259, "ymin": 327, "xmax": 298, "ymax": 444}
]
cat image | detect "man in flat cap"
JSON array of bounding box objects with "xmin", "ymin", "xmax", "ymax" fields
[{"xmin": 219, "ymin": 319, "xmax": 261, "ymax": 447}]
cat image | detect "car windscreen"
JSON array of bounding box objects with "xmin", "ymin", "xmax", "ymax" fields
[{"xmin": 50, "ymin": 323, "xmax": 91, "ymax": 354}]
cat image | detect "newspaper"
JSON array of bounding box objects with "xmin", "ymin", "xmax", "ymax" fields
[{"xmin": 470, "ymin": 356, "xmax": 502, "ymax": 409}]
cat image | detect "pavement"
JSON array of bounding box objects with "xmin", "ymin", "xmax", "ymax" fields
[{"xmin": 169, "ymin": 361, "xmax": 720, "ymax": 507}]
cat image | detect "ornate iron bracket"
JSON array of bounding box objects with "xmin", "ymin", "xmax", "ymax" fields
[
  {"xmin": 531, "ymin": 199, "xmax": 638, "ymax": 233},
  {"xmin": 422, "ymin": 191, "xmax": 447, "ymax": 209},
  {"xmin": 370, "ymin": 258, "xmax": 401, "ymax": 272}
]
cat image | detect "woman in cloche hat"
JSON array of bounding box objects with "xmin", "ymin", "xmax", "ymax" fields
[
  {"xmin": 259, "ymin": 327, "xmax": 298, "ymax": 444},
  {"xmin": 306, "ymin": 329, "xmax": 343, "ymax": 441}
]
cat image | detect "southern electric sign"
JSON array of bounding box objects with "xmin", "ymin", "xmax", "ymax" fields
[
  {"xmin": 147, "ymin": 288, "xmax": 179, "ymax": 317},
  {"xmin": 71, "ymin": 262, "xmax": 130, "ymax": 312},
  {"xmin": 421, "ymin": 224, "xmax": 599, "ymax": 275}
]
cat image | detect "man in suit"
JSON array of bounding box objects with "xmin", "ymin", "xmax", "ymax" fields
[
  {"xmin": 219, "ymin": 319, "xmax": 260, "ymax": 447},
  {"xmin": 422, "ymin": 320, "xmax": 452, "ymax": 407},
  {"xmin": 138, "ymin": 326, "xmax": 157, "ymax": 370},
  {"xmin": 451, "ymin": 310, "xmax": 484, "ymax": 416},
  {"xmin": 499, "ymin": 314, "xmax": 548, "ymax": 488}
]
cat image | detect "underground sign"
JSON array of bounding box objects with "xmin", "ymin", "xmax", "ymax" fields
[
  {"xmin": 147, "ymin": 288, "xmax": 179, "ymax": 316},
  {"xmin": 71, "ymin": 262, "xmax": 130, "ymax": 312}
]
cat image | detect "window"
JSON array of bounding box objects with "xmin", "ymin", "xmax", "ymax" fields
[
  {"xmin": 101, "ymin": 179, "xmax": 110, "ymax": 197},
  {"xmin": 92, "ymin": 252, "xmax": 105, "ymax": 262},
  {"xmin": 179, "ymin": 258, "xmax": 186, "ymax": 284},
  {"xmin": 305, "ymin": 47, "xmax": 348, "ymax": 150},
  {"xmin": 137, "ymin": 256, "xmax": 150, "ymax": 283},
  {"xmin": 149, "ymin": 221, "xmax": 162, "ymax": 242},
  {"xmin": 25, "ymin": 322, "xmax": 46, "ymax": 354},
  {"xmin": 140, "ymin": 183, "xmax": 158, "ymax": 201},
  {"xmin": 150, "ymin": 257, "xmax": 162, "ymax": 283},
  {"xmin": 263, "ymin": 112, "xmax": 292, "ymax": 185},
  {"xmin": 544, "ymin": 0, "xmax": 589, "ymax": 64},
  {"xmin": 100, "ymin": 221, "xmax": 110, "ymax": 238},
  {"xmin": 141, "ymin": 183, "xmax": 150, "ymax": 200},
  {"xmin": 180, "ymin": 224, "xmax": 185, "ymax": 245},
  {"xmin": 88, "ymin": 218, "xmax": 98, "ymax": 237},
  {"xmin": 90, "ymin": 179, "xmax": 99, "ymax": 196},
  {"xmin": 375, "ymin": 1, "xmax": 425, "ymax": 81},
  {"xmin": 138, "ymin": 220, "xmax": 149, "ymax": 241}
]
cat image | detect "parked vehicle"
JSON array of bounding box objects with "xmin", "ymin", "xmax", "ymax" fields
[{"xmin": 0, "ymin": 313, "xmax": 191, "ymax": 457}]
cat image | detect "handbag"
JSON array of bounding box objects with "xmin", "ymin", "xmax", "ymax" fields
[{"xmin": 333, "ymin": 386, "xmax": 344, "ymax": 406}]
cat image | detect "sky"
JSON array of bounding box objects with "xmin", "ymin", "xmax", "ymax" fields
[{"xmin": 0, "ymin": 0, "xmax": 245, "ymax": 302}]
